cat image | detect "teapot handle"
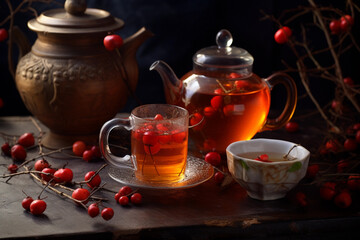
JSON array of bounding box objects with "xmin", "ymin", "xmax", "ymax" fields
[{"xmin": 261, "ymin": 72, "xmax": 297, "ymax": 131}]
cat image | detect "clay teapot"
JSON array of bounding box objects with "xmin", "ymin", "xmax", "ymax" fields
[
  {"xmin": 150, "ymin": 29, "xmax": 297, "ymax": 155},
  {"xmin": 14, "ymin": 0, "xmax": 152, "ymax": 148}
]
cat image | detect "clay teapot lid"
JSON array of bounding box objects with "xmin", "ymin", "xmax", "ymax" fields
[
  {"xmin": 193, "ymin": 29, "xmax": 254, "ymax": 72},
  {"xmin": 28, "ymin": 0, "xmax": 124, "ymax": 34}
]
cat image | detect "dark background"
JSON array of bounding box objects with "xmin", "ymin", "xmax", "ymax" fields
[{"xmin": 0, "ymin": 0, "xmax": 359, "ymax": 116}]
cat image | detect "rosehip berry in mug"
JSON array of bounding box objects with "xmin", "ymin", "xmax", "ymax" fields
[
  {"xmin": 11, "ymin": 144, "xmax": 27, "ymax": 161},
  {"xmin": 329, "ymin": 20, "xmax": 341, "ymax": 35},
  {"xmin": 18, "ymin": 133, "xmax": 35, "ymax": 147},
  {"xmin": 101, "ymin": 207, "xmax": 114, "ymax": 220},
  {"xmin": 1, "ymin": 142, "xmax": 11, "ymax": 156},
  {"xmin": 119, "ymin": 186, "xmax": 132, "ymax": 196},
  {"xmin": 131, "ymin": 193, "xmax": 142, "ymax": 205},
  {"xmin": 82, "ymin": 150, "xmax": 94, "ymax": 162},
  {"xmin": 8, "ymin": 164, "xmax": 18, "ymax": 173},
  {"xmin": 34, "ymin": 159, "xmax": 49, "ymax": 171},
  {"xmin": 214, "ymin": 88, "xmax": 223, "ymax": 94},
  {"xmin": 88, "ymin": 203, "xmax": 100, "ymax": 218},
  {"xmin": 118, "ymin": 196, "xmax": 129, "ymax": 206},
  {"xmin": 274, "ymin": 26, "xmax": 292, "ymax": 44},
  {"xmin": 343, "ymin": 138, "xmax": 357, "ymax": 151},
  {"xmin": 0, "ymin": 28, "xmax": 8, "ymax": 42},
  {"xmin": 72, "ymin": 141, "xmax": 86, "ymax": 157},
  {"xmin": 234, "ymin": 80, "xmax": 249, "ymax": 90},
  {"xmin": 22, "ymin": 196, "xmax": 34, "ymax": 211},
  {"xmin": 214, "ymin": 171, "xmax": 224, "ymax": 184},
  {"xmin": 347, "ymin": 175, "xmax": 360, "ymax": 191},
  {"xmin": 154, "ymin": 114, "xmax": 164, "ymax": 120},
  {"xmin": 171, "ymin": 130, "xmax": 186, "ymax": 143},
  {"xmin": 144, "ymin": 143, "xmax": 161, "ymax": 155},
  {"xmin": 306, "ymin": 164, "xmax": 319, "ymax": 178},
  {"xmin": 72, "ymin": 188, "xmax": 90, "ymax": 204},
  {"xmin": 142, "ymin": 131, "xmax": 159, "ymax": 146},
  {"xmin": 319, "ymin": 182, "xmax": 337, "ymax": 201},
  {"xmin": 258, "ymin": 154, "xmax": 269, "ymax": 162},
  {"xmin": 343, "ymin": 77, "xmax": 354, "ymax": 86},
  {"xmin": 223, "ymin": 104, "xmax": 234, "ymax": 117},
  {"xmin": 285, "ymin": 122, "xmax": 299, "ymax": 133},
  {"xmin": 158, "ymin": 133, "xmax": 171, "ymax": 144},
  {"xmin": 41, "ymin": 167, "xmax": 56, "ymax": 182},
  {"xmin": 103, "ymin": 34, "xmax": 123, "ymax": 51},
  {"xmin": 30, "ymin": 199, "xmax": 47, "ymax": 215},
  {"xmin": 204, "ymin": 152, "xmax": 221, "ymax": 166},
  {"xmin": 54, "ymin": 168, "xmax": 73, "ymax": 183},
  {"xmin": 334, "ymin": 191, "xmax": 352, "ymax": 208},
  {"xmin": 228, "ymin": 72, "xmax": 242, "ymax": 79},
  {"xmin": 84, "ymin": 171, "xmax": 101, "ymax": 189}
]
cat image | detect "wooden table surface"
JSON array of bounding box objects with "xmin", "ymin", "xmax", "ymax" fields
[{"xmin": 1, "ymin": 115, "xmax": 360, "ymax": 240}]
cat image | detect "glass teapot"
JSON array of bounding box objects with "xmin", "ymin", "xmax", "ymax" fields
[{"xmin": 150, "ymin": 29, "xmax": 297, "ymax": 155}]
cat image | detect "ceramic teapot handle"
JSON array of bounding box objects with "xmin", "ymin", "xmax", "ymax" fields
[
  {"xmin": 99, "ymin": 118, "xmax": 135, "ymax": 170},
  {"xmin": 262, "ymin": 72, "xmax": 297, "ymax": 131}
]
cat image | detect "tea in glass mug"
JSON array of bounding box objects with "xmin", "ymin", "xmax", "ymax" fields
[{"xmin": 99, "ymin": 104, "xmax": 189, "ymax": 183}]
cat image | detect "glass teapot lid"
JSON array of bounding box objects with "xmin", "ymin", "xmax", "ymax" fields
[{"xmin": 193, "ymin": 29, "xmax": 254, "ymax": 75}]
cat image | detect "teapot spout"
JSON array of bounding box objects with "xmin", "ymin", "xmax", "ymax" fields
[
  {"xmin": 150, "ymin": 60, "xmax": 183, "ymax": 104},
  {"xmin": 119, "ymin": 27, "xmax": 153, "ymax": 92}
]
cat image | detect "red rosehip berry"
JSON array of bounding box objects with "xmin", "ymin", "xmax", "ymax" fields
[
  {"xmin": 343, "ymin": 77, "xmax": 354, "ymax": 86},
  {"xmin": 343, "ymin": 138, "xmax": 357, "ymax": 151},
  {"xmin": 84, "ymin": 171, "xmax": 101, "ymax": 189},
  {"xmin": 34, "ymin": 159, "xmax": 49, "ymax": 171},
  {"xmin": 72, "ymin": 141, "xmax": 86, "ymax": 157},
  {"xmin": 234, "ymin": 80, "xmax": 249, "ymax": 90},
  {"xmin": 72, "ymin": 188, "xmax": 90, "ymax": 204},
  {"xmin": 22, "ymin": 196, "xmax": 34, "ymax": 211},
  {"xmin": 103, "ymin": 34, "xmax": 123, "ymax": 51},
  {"xmin": 274, "ymin": 26, "xmax": 292, "ymax": 44},
  {"xmin": 88, "ymin": 203, "xmax": 100, "ymax": 218},
  {"xmin": 340, "ymin": 15, "xmax": 354, "ymax": 32},
  {"xmin": 41, "ymin": 167, "xmax": 56, "ymax": 182},
  {"xmin": 119, "ymin": 186, "xmax": 132, "ymax": 196},
  {"xmin": 1, "ymin": 142, "xmax": 11, "ymax": 156},
  {"xmin": 210, "ymin": 96, "xmax": 223, "ymax": 110},
  {"xmin": 101, "ymin": 207, "xmax": 114, "ymax": 220},
  {"xmin": 171, "ymin": 129, "xmax": 186, "ymax": 143},
  {"xmin": 329, "ymin": 20, "xmax": 341, "ymax": 35},
  {"xmin": 91, "ymin": 145, "xmax": 102, "ymax": 159},
  {"xmin": 0, "ymin": 97, "xmax": 3, "ymax": 108},
  {"xmin": 130, "ymin": 193, "xmax": 142, "ymax": 205},
  {"xmin": 30, "ymin": 199, "xmax": 47, "ymax": 215},
  {"xmin": 347, "ymin": 175, "xmax": 360, "ymax": 191},
  {"xmin": 334, "ymin": 191, "xmax": 352, "ymax": 208},
  {"xmin": 214, "ymin": 171, "xmax": 224, "ymax": 184},
  {"xmin": 356, "ymin": 130, "xmax": 360, "ymax": 144},
  {"xmin": 82, "ymin": 149, "xmax": 94, "ymax": 162},
  {"xmin": 306, "ymin": 164, "xmax": 319, "ymax": 178},
  {"xmin": 319, "ymin": 182, "xmax": 337, "ymax": 201},
  {"xmin": 115, "ymin": 192, "xmax": 121, "ymax": 202},
  {"xmin": 11, "ymin": 144, "xmax": 27, "ymax": 161},
  {"xmin": 204, "ymin": 152, "xmax": 221, "ymax": 166},
  {"xmin": 223, "ymin": 104, "xmax": 235, "ymax": 117},
  {"xmin": 190, "ymin": 113, "xmax": 205, "ymax": 131},
  {"xmin": 325, "ymin": 139, "xmax": 340, "ymax": 152},
  {"xmin": 17, "ymin": 133, "xmax": 35, "ymax": 147},
  {"xmin": 285, "ymin": 121, "xmax": 299, "ymax": 133},
  {"xmin": 144, "ymin": 143, "xmax": 161, "ymax": 155},
  {"xmin": 154, "ymin": 114, "xmax": 164, "ymax": 120},
  {"xmin": 118, "ymin": 196, "xmax": 129, "ymax": 206},
  {"xmin": 203, "ymin": 106, "xmax": 216, "ymax": 117},
  {"xmin": 0, "ymin": 28, "xmax": 8, "ymax": 42},
  {"xmin": 255, "ymin": 154, "xmax": 270, "ymax": 162},
  {"xmin": 8, "ymin": 163, "xmax": 18, "ymax": 173},
  {"xmin": 295, "ymin": 192, "xmax": 307, "ymax": 207},
  {"xmin": 54, "ymin": 168, "xmax": 73, "ymax": 183},
  {"xmin": 142, "ymin": 131, "xmax": 159, "ymax": 146}
]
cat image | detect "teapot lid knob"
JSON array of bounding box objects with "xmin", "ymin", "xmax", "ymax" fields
[
  {"xmin": 216, "ymin": 29, "xmax": 233, "ymax": 48},
  {"xmin": 65, "ymin": 0, "xmax": 87, "ymax": 16}
]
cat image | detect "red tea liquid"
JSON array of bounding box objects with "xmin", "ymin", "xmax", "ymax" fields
[
  {"xmin": 179, "ymin": 74, "xmax": 271, "ymax": 154},
  {"xmin": 131, "ymin": 123, "xmax": 188, "ymax": 183}
]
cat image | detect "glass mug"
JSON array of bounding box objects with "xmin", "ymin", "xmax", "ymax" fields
[{"xmin": 99, "ymin": 104, "xmax": 189, "ymax": 183}]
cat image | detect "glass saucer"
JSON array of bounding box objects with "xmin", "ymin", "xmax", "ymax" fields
[{"xmin": 107, "ymin": 155, "xmax": 214, "ymax": 189}]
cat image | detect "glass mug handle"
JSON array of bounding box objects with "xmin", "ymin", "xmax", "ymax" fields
[
  {"xmin": 99, "ymin": 118, "xmax": 135, "ymax": 170},
  {"xmin": 261, "ymin": 72, "xmax": 297, "ymax": 131}
]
